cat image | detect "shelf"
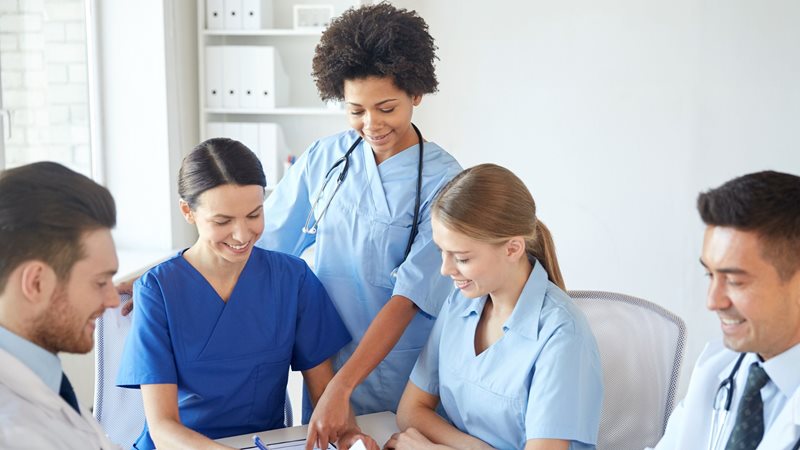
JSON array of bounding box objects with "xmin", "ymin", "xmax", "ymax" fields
[
  {"xmin": 205, "ymin": 107, "xmax": 345, "ymax": 116},
  {"xmin": 203, "ymin": 28, "xmax": 322, "ymax": 37}
]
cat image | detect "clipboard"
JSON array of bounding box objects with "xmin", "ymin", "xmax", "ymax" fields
[{"xmin": 241, "ymin": 438, "xmax": 337, "ymax": 450}]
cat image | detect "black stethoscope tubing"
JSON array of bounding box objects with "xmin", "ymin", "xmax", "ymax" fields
[
  {"xmin": 312, "ymin": 123, "xmax": 424, "ymax": 262},
  {"xmin": 716, "ymin": 352, "xmax": 746, "ymax": 413},
  {"xmin": 712, "ymin": 353, "xmax": 800, "ymax": 450}
]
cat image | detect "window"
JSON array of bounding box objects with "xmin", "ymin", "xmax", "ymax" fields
[{"xmin": 0, "ymin": 0, "xmax": 93, "ymax": 177}]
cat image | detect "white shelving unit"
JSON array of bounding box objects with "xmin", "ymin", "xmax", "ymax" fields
[
  {"xmin": 203, "ymin": 28, "xmax": 323, "ymax": 36},
  {"xmin": 197, "ymin": 0, "xmax": 370, "ymax": 424},
  {"xmin": 197, "ymin": 0, "xmax": 364, "ymax": 182},
  {"xmin": 204, "ymin": 107, "xmax": 346, "ymax": 115}
]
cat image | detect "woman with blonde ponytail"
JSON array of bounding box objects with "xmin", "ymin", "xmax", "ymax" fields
[{"xmin": 387, "ymin": 164, "xmax": 603, "ymax": 450}]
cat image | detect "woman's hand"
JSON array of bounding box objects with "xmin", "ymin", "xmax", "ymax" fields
[
  {"xmin": 304, "ymin": 378, "xmax": 353, "ymax": 450},
  {"xmin": 383, "ymin": 428, "xmax": 452, "ymax": 450},
  {"xmin": 337, "ymin": 429, "xmax": 380, "ymax": 450}
]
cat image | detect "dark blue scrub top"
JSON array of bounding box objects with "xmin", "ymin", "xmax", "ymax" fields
[{"xmin": 117, "ymin": 248, "xmax": 351, "ymax": 450}]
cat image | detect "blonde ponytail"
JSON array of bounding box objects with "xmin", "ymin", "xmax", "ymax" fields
[
  {"xmin": 526, "ymin": 219, "xmax": 565, "ymax": 290},
  {"xmin": 433, "ymin": 163, "xmax": 567, "ymax": 290}
]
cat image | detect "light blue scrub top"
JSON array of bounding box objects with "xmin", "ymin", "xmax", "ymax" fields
[
  {"xmin": 410, "ymin": 261, "xmax": 603, "ymax": 450},
  {"xmin": 257, "ymin": 129, "xmax": 462, "ymax": 416},
  {"xmin": 117, "ymin": 248, "xmax": 351, "ymax": 449}
]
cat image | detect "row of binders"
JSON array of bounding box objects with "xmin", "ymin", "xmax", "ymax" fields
[
  {"xmin": 205, "ymin": 46, "xmax": 289, "ymax": 110},
  {"xmin": 206, "ymin": 0, "xmax": 274, "ymax": 30},
  {"xmin": 207, "ymin": 122, "xmax": 290, "ymax": 187}
]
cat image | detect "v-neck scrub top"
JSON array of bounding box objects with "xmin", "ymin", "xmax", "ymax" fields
[
  {"xmin": 257, "ymin": 129, "xmax": 462, "ymax": 415},
  {"xmin": 410, "ymin": 261, "xmax": 603, "ymax": 450},
  {"xmin": 117, "ymin": 248, "xmax": 351, "ymax": 450}
]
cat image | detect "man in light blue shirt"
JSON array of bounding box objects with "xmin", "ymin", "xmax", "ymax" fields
[
  {"xmin": 0, "ymin": 162, "xmax": 121, "ymax": 449},
  {"xmin": 653, "ymin": 171, "xmax": 800, "ymax": 450}
]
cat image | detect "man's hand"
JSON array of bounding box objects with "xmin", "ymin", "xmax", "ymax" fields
[{"xmin": 115, "ymin": 278, "xmax": 136, "ymax": 315}]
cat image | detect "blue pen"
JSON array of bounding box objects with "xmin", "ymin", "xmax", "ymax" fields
[{"xmin": 253, "ymin": 435, "xmax": 269, "ymax": 450}]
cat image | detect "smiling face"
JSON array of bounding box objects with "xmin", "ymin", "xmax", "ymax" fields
[
  {"xmin": 701, "ymin": 226, "xmax": 800, "ymax": 360},
  {"xmin": 433, "ymin": 217, "xmax": 519, "ymax": 300},
  {"xmin": 31, "ymin": 228, "xmax": 119, "ymax": 354},
  {"xmin": 343, "ymin": 76, "xmax": 422, "ymax": 164},
  {"xmin": 183, "ymin": 184, "xmax": 265, "ymax": 267}
]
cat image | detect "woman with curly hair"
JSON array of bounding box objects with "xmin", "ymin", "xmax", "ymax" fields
[{"xmin": 258, "ymin": 3, "xmax": 462, "ymax": 449}]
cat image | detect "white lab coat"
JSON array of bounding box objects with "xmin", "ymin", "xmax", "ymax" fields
[
  {"xmin": 652, "ymin": 340, "xmax": 800, "ymax": 450},
  {"xmin": 0, "ymin": 348, "xmax": 120, "ymax": 450}
]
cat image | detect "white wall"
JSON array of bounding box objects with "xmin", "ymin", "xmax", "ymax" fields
[
  {"xmin": 397, "ymin": 0, "xmax": 800, "ymax": 394},
  {"xmin": 61, "ymin": 0, "xmax": 198, "ymax": 407},
  {"xmin": 62, "ymin": 0, "xmax": 800, "ymax": 413}
]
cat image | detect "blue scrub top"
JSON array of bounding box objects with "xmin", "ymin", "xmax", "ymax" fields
[
  {"xmin": 257, "ymin": 129, "xmax": 462, "ymax": 415},
  {"xmin": 117, "ymin": 248, "xmax": 351, "ymax": 450},
  {"xmin": 410, "ymin": 261, "xmax": 603, "ymax": 450}
]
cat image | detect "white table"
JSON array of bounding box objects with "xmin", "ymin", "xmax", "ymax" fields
[{"xmin": 215, "ymin": 411, "xmax": 399, "ymax": 449}]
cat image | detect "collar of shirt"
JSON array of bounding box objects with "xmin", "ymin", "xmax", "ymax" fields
[
  {"xmin": 453, "ymin": 259, "xmax": 548, "ymax": 340},
  {"xmin": 763, "ymin": 341, "xmax": 800, "ymax": 398},
  {"xmin": 0, "ymin": 325, "xmax": 62, "ymax": 394}
]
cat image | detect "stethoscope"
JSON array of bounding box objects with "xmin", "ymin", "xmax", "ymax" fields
[
  {"xmin": 710, "ymin": 353, "xmax": 800, "ymax": 450},
  {"xmin": 302, "ymin": 123, "xmax": 424, "ymax": 262},
  {"xmin": 709, "ymin": 353, "xmax": 746, "ymax": 450}
]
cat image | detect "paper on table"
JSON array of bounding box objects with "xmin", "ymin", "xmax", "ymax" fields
[
  {"xmin": 251, "ymin": 439, "xmax": 336, "ymax": 450},
  {"xmin": 349, "ymin": 439, "xmax": 368, "ymax": 450}
]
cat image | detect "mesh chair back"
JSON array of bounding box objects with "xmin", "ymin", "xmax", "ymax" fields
[
  {"xmin": 94, "ymin": 294, "xmax": 293, "ymax": 447},
  {"xmin": 569, "ymin": 290, "xmax": 686, "ymax": 450},
  {"xmin": 93, "ymin": 293, "xmax": 146, "ymax": 447}
]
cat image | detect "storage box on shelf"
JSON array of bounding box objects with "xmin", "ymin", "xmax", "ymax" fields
[{"xmin": 198, "ymin": 0, "xmax": 363, "ymax": 187}]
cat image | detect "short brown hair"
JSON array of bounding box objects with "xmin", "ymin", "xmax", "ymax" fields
[
  {"xmin": 0, "ymin": 162, "xmax": 116, "ymax": 293},
  {"xmin": 697, "ymin": 170, "xmax": 800, "ymax": 280}
]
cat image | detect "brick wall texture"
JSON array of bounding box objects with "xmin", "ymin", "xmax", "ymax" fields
[{"xmin": 0, "ymin": 0, "xmax": 91, "ymax": 175}]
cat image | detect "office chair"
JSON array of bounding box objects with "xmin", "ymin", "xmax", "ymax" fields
[
  {"xmin": 568, "ymin": 290, "xmax": 687, "ymax": 450},
  {"xmin": 93, "ymin": 293, "xmax": 146, "ymax": 447},
  {"xmin": 94, "ymin": 294, "xmax": 293, "ymax": 448}
]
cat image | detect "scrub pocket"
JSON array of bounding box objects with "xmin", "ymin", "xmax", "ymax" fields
[
  {"xmin": 248, "ymin": 357, "xmax": 291, "ymax": 426},
  {"xmin": 365, "ymin": 218, "xmax": 411, "ymax": 289}
]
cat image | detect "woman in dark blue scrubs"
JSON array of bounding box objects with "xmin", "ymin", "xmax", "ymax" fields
[{"xmin": 117, "ymin": 138, "xmax": 352, "ymax": 450}]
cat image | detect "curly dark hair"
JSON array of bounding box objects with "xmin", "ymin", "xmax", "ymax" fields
[{"xmin": 312, "ymin": 2, "xmax": 439, "ymax": 101}]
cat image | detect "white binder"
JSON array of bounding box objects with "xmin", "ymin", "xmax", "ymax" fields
[
  {"xmin": 205, "ymin": 122, "xmax": 287, "ymax": 187},
  {"xmin": 239, "ymin": 47, "xmax": 259, "ymax": 109},
  {"xmin": 256, "ymin": 47, "xmax": 289, "ymax": 109},
  {"xmin": 222, "ymin": 46, "xmax": 242, "ymax": 109},
  {"xmin": 223, "ymin": 122, "xmax": 243, "ymax": 144},
  {"xmin": 206, "ymin": 0, "xmax": 225, "ymax": 29},
  {"xmin": 242, "ymin": 0, "xmax": 274, "ymax": 30},
  {"xmin": 204, "ymin": 46, "xmax": 223, "ymax": 108},
  {"xmin": 239, "ymin": 123, "xmax": 260, "ymax": 156},
  {"xmin": 206, "ymin": 122, "xmax": 225, "ymax": 140},
  {"xmin": 224, "ymin": 0, "xmax": 243, "ymax": 30},
  {"xmin": 258, "ymin": 123, "xmax": 289, "ymax": 187}
]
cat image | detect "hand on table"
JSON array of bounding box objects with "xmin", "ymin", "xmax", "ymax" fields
[
  {"xmin": 305, "ymin": 383, "xmax": 354, "ymax": 450},
  {"xmin": 383, "ymin": 428, "xmax": 451, "ymax": 450},
  {"xmin": 337, "ymin": 430, "xmax": 380, "ymax": 450}
]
